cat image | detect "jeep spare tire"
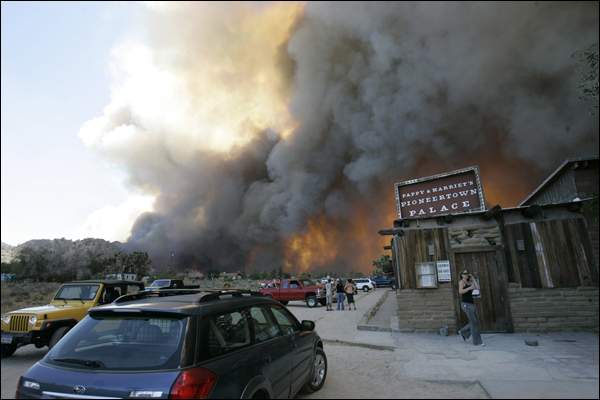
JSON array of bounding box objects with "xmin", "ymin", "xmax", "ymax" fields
[{"xmin": 49, "ymin": 326, "xmax": 70, "ymax": 349}]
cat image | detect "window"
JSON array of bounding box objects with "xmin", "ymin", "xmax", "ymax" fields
[
  {"xmin": 126, "ymin": 284, "xmax": 142, "ymax": 294},
  {"xmin": 46, "ymin": 315, "xmax": 186, "ymax": 371},
  {"xmin": 289, "ymin": 280, "xmax": 300, "ymax": 289},
  {"xmin": 207, "ymin": 310, "xmax": 250, "ymax": 358},
  {"xmin": 249, "ymin": 307, "xmax": 280, "ymax": 343},
  {"xmin": 150, "ymin": 280, "xmax": 171, "ymax": 288},
  {"xmin": 416, "ymin": 262, "xmax": 438, "ymax": 288},
  {"xmin": 54, "ymin": 285, "xmax": 100, "ymax": 301},
  {"xmin": 270, "ymin": 306, "xmax": 300, "ymax": 336},
  {"xmin": 301, "ymin": 279, "xmax": 315, "ymax": 287}
]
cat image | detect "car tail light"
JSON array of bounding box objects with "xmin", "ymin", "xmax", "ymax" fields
[{"xmin": 169, "ymin": 367, "xmax": 217, "ymax": 399}]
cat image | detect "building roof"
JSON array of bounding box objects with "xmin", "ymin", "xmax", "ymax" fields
[{"xmin": 519, "ymin": 156, "xmax": 599, "ymax": 206}]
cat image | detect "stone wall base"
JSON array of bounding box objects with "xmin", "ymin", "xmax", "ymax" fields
[
  {"xmin": 396, "ymin": 288, "xmax": 457, "ymax": 333},
  {"xmin": 508, "ymin": 286, "xmax": 599, "ymax": 332}
]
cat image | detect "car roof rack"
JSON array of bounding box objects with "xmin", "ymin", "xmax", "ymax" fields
[
  {"xmin": 113, "ymin": 289, "xmax": 206, "ymax": 303},
  {"xmin": 197, "ymin": 289, "xmax": 264, "ymax": 303},
  {"xmin": 113, "ymin": 288, "xmax": 264, "ymax": 304}
]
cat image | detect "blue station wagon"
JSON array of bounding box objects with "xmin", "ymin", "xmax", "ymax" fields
[{"xmin": 16, "ymin": 289, "xmax": 327, "ymax": 399}]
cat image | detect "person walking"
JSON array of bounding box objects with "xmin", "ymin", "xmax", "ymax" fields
[
  {"xmin": 457, "ymin": 270, "xmax": 484, "ymax": 346},
  {"xmin": 335, "ymin": 279, "xmax": 345, "ymax": 311},
  {"xmin": 325, "ymin": 279, "xmax": 334, "ymax": 311},
  {"xmin": 345, "ymin": 278, "xmax": 357, "ymax": 310}
]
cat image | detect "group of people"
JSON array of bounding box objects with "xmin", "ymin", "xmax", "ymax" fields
[{"xmin": 324, "ymin": 278, "xmax": 357, "ymax": 311}]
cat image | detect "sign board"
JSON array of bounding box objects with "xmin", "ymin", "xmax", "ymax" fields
[
  {"xmin": 395, "ymin": 166, "xmax": 486, "ymax": 219},
  {"xmin": 436, "ymin": 260, "xmax": 451, "ymax": 282}
]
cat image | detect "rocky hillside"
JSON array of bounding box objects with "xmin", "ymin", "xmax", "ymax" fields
[
  {"xmin": 1, "ymin": 242, "xmax": 17, "ymax": 263},
  {"xmin": 2, "ymin": 238, "xmax": 128, "ymax": 280}
]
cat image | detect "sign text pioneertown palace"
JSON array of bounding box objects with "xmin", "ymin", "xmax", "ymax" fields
[{"xmin": 395, "ymin": 167, "xmax": 486, "ymax": 219}]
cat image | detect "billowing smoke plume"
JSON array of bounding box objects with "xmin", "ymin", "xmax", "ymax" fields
[{"xmin": 80, "ymin": 2, "xmax": 599, "ymax": 273}]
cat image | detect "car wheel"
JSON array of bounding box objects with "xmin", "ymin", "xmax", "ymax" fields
[
  {"xmin": 302, "ymin": 347, "xmax": 327, "ymax": 393},
  {"xmin": 279, "ymin": 300, "xmax": 289, "ymax": 305},
  {"xmin": 306, "ymin": 296, "xmax": 318, "ymax": 308},
  {"xmin": 1, "ymin": 343, "xmax": 17, "ymax": 358},
  {"xmin": 48, "ymin": 326, "xmax": 70, "ymax": 349},
  {"xmin": 363, "ymin": 286, "xmax": 369, "ymax": 292}
]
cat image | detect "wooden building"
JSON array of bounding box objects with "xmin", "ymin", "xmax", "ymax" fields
[
  {"xmin": 521, "ymin": 157, "xmax": 599, "ymax": 270},
  {"xmin": 384, "ymin": 158, "xmax": 599, "ymax": 333}
]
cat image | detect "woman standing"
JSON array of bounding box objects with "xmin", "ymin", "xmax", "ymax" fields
[
  {"xmin": 335, "ymin": 279, "xmax": 345, "ymax": 311},
  {"xmin": 457, "ymin": 270, "xmax": 484, "ymax": 346}
]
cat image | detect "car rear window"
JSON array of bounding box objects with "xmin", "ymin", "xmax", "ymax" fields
[{"xmin": 45, "ymin": 314, "xmax": 187, "ymax": 371}]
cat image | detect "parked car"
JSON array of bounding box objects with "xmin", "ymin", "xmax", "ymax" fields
[
  {"xmin": 15, "ymin": 289, "xmax": 327, "ymax": 399},
  {"xmin": 1, "ymin": 280, "xmax": 144, "ymax": 358},
  {"xmin": 371, "ymin": 276, "xmax": 395, "ymax": 288},
  {"xmin": 260, "ymin": 278, "xmax": 326, "ymax": 307},
  {"xmin": 145, "ymin": 279, "xmax": 200, "ymax": 291},
  {"xmin": 354, "ymin": 278, "xmax": 375, "ymax": 292}
]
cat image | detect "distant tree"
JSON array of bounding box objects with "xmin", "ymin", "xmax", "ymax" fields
[
  {"xmin": 207, "ymin": 270, "xmax": 221, "ymax": 280},
  {"xmin": 299, "ymin": 271, "xmax": 312, "ymax": 279},
  {"xmin": 249, "ymin": 271, "xmax": 261, "ymax": 280},
  {"xmin": 125, "ymin": 252, "xmax": 152, "ymax": 277},
  {"xmin": 86, "ymin": 256, "xmax": 108, "ymax": 278},
  {"xmin": 17, "ymin": 247, "xmax": 50, "ymax": 281},
  {"xmin": 1, "ymin": 261, "xmax": 19, "ymax": 274},
  {"xmin": 372, "ymin": 255, "xmax": 393, "ymax": 276}
]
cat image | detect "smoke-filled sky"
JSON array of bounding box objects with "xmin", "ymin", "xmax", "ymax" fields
[{"xmin": 3, "ymin": 2, "xmax": 598, "ymax": 274}]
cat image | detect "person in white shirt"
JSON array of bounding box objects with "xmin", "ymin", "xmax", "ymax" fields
[{"xmin": 325, "ymin": 279, "xmax": 333, "ymax": 311}]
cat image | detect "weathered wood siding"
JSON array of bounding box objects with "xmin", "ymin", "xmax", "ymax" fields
[
  {"xmin": 504, "ymin": 219, "xmax": 598, "ymax": 288},
  {"xmin": 504, "ymin": 223, "xmax": 542, "ymax": 288},
  {"xmin": 394, "ymin": 228, "xmax": 449, "ymax": 289},
  {"xmin": 582, "ymin": 199, "xmax": 599, "ymax": 270}
]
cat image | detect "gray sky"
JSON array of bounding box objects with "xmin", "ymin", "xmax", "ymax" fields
[{"xmin": 1, "ymin": 1, "xmax": 148, "ymax": 245}]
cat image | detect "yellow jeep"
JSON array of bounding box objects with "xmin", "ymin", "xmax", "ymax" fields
[{"xmin": 1, "ymin": 280, "xmax": 144, "ymax": 358}]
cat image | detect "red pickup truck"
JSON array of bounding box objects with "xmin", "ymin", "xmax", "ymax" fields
[{"xmin": 259, "ymin": 279, "xmax": 326, "ymax": 308}]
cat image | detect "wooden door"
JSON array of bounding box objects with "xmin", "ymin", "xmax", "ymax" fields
[{"xmin": 454, "ymin": 251, "xmax": 510, "ymax": 333}]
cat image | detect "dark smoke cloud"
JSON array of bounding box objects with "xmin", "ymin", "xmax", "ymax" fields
[{"xmin": 81, "ymin": 2, "xmax": 599, "ymax": 272}]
